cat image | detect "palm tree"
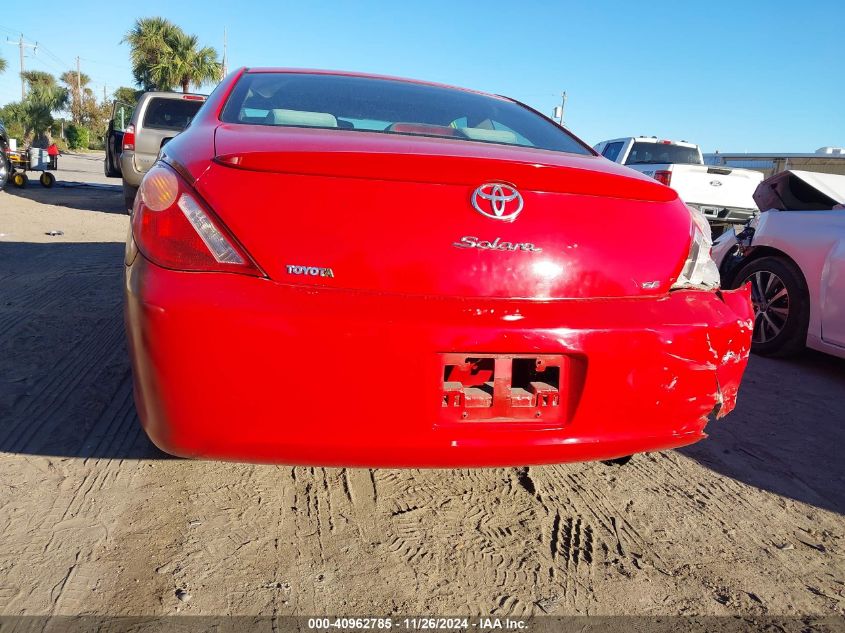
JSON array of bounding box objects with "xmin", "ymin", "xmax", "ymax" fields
[
  {"xmin": 20, "ymin": 70, "xmax": 56, "ymax": 88},
  {"xmin": 0, "ymin": 56, "xmax": 7, "ymax": 74},
  {"xmin": 19, "ymin": 71, "xmax": 68, "ymax": 144},
  {"xmin": 153, "ymin": 30, "xmax": 221, "ymax": 93},
  {"xmin": 123, "ymin": 18, "xmax": 221, "ymax": 93},
  {"xmin": 123, "ymin": 17, "xmax": 180, "ymax": 91}
]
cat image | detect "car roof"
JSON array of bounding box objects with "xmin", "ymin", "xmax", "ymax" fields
[{"xmin": 243, "ymin": 68, "xmax": 512, "ymax": 103}]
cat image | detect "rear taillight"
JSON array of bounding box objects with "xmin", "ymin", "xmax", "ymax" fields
[
  {"xmin": 122, "ymin": 125, "xmax": 135, "ymax": 151},
  {"xmin": 654, "ymin": 169, "xmax": 672, "ymax": 186},
  {"xmin": 671, "ymin": 205, "xmax": 719, "ymax": 290},
  {"xmin": 131, "ymin": 162, "xmax": 262, "ymax": 276}
]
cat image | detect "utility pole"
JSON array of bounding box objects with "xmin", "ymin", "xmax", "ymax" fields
[
  {"xmin": 221, "ymin": 27, "xmax": 228, "ymax": 80},
  {"xmin": 6, "ymin": 35, "xmax": 37, "ymax": 99},
  {"xmin": 76, "ymin": 56, "xmax": 81, "ymax": 124},
  {"xmin": 558, "ymin": 91, "xmax": 567, "ymax": 126}
]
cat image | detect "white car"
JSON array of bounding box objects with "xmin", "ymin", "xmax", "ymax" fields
[
  {"xmin": 713, "ymin": 170, "xmax": 845, "ymax": 358},
  {"xmin": 594, "ymin": 136, "xmax": 764, "ymax": 226}
]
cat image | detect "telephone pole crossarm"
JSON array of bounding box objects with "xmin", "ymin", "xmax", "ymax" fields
[{"xmin": 6, "ymin": 34, "xmax": 38, "ymax": 100}]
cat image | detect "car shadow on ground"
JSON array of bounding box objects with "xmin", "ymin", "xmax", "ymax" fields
[
  {"xmin": 5, "ymin": 180, "xmax": 126, "ymax": 215},
  {"xmin": 0, "ymin": 240, "xmax": 168, "ymax": 460},
  {"xmin": 681, "ymin": 350, "xmax": 845, "ymax": 516}
]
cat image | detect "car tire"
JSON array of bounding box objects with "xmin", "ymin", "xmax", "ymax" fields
[
  {"xmin": 732, "ymin": 255, "xmax": 809, "ymax": 357},
  {"xmin": 123, "ymin": 182, "xmax": 138, "ymax": 213},
  {"xmin": 105, "ymin": 147, "xmax": 120, "ymax": 178},
  {"xmin": 0, "ymin": 159, "xmax": 9, "ymax": 191},
  {"xmin": 601, "ymin": 455, "xmax": 633, "ymax": 466}
]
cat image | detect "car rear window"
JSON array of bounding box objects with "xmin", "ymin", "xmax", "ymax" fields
[
  {"xmin": 221, "ymin": 73, "xmax": 592, "ymax": 155},
  {"xmin": 142, "ymin": 97, "xmax": 205, "ymax": 131},
  {"xmin": 625, "ymin": 142, "xmax": 701, "ymax": 165}
]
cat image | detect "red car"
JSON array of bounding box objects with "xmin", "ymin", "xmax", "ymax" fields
[{"xmin": 125, "ymin": 68, "xmax": 753, "ymax": 467}]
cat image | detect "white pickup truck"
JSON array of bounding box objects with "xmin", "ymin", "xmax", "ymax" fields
[{"xmin": 594, "ymin": 136, "xmax": 764, "ymax": 225}]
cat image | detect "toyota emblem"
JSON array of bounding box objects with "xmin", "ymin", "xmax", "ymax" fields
[{"xmin": 471, "ymin": 183, "xmax": 523, "ymax": 221}]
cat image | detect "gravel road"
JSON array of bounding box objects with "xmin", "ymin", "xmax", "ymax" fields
[{"xmin": 0, "ymin": 153, "xmax": 843, "ymax": 621}]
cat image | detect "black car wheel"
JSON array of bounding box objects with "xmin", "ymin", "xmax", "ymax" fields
[
  {"xmin": 105, "ymin": 145, "xmax": 120, "ymax": 178},
  {"xmin": 0, "ymin": 159, "xmax": 9, "ymax": 191},
  {"xmin": 123, "ymin": 181, "xmax": 138, "ymax": 213},
  {"xmin": 732, "ymin": 256, "xmax": 809, "ymax": 357}
]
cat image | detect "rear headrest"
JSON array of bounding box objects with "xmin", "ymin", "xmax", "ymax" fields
[
  {"xmin": 460, "ymin": 127, "xmax": 518, "ymax": 144},
  {"xmin": 265, "ymin": 109, "xmax": 338, "ymax": 128}
]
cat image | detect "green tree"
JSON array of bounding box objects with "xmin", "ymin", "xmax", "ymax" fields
[
  {"xmin": 18, "ymin": 71, "xmax": 69, "ymax": 145},
  {"xmin": 113, "ymin": 86, "xmax": 141, "ymax": 107},
  {"xmin": 123, "ymin": 17, "xmax": 221, "ymax": 92},
  {"xmin": 0, "ymin": 101, "xmax": 27, "ymax": 140},
  {"xmin": 60, "ymin": 70, "xmax": 92, "ymax": 124},
  {"xmin": 123, "ymin": 17, "xmax": 180, "ymax": 91},
  {"xmin": 153, "ymin": 30, "xmax": 221, "ymax": 93},
  {"xmin": 0, "ymin": 56, "xmax": 7, "ymax": 74}
]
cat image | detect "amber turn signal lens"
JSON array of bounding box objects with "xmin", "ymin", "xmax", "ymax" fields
[{"xmin": 140, "ymin": 166, "xmax": 179, "ymax": 212}]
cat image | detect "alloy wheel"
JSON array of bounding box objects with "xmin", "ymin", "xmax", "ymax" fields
[{"xmin": 746, "ymin": 270, "xmax": 789, "ymax": 344}]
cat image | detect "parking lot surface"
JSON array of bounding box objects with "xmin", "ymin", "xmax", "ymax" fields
[{"xmin": 0, "ymin": 154, "xmax": 843, "ymax": 617}]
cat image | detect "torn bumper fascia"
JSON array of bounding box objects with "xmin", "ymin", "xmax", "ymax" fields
[
  {"xmin": 710, "ymin": 286, "xmax": 754, "ymax": 417},
  {"xmin": 661, "ymin": 286, "xmax": 753, "ymax": 422}
]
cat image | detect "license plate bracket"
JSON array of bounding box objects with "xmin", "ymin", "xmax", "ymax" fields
[{"xmin": 440, "ymin": 353, "xmax": 567, "ymax": 423}]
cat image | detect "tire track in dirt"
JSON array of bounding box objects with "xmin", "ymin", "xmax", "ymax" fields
[
  {"xmin": 0, "ymin": 307, "xmax": 124, "ymax": 452},
  {"xmin": 626, "ymin": 451, "xmax": 843, "ymax": 604},
  {"xmin": 0, "ymin": 237, "xmax": 145, "ymax": 615},
  {"xmin": 374, "ymin": 469, "xmax": 548, "ymax": 615}
]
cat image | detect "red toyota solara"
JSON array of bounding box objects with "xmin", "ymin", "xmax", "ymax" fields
[{"xmin": 125, "ymin": 68, "xmax": 753, "ymax": 467}]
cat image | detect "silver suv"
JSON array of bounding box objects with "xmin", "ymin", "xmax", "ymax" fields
[{"xmin": 112, "ymin": 91, "xmax": 206, "ymax": 210}]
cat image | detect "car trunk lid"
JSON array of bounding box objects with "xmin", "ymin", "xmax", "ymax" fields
[{"xmin": 195, "ymin": 125, "xmax": 693, "ymax": 299}]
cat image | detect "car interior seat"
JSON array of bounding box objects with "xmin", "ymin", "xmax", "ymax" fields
[{"xmin": 264, "ymin": 109, "xmax": 338, "ymax": 127}]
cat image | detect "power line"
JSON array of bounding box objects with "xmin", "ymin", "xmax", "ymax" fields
[
  {"xmin": 79, "ymin": 57, "xmax": 132, "ymax": 72},
  {"xmin": 0, "ymin": 24, "xmax": 128, "ymax": 101},
  {"xmin": 5, "ymin": 35, "xmax": 37, "ymax": 99}
]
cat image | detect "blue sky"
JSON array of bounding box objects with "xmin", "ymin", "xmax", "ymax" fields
[{"xmin": 0, "ymin": 0, "xmax": 841, "ymax": 152}]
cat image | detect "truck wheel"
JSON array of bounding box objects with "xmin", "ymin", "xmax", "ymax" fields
[
  {"xmin": 12, "ymin": 172, "xmax": 27, "ymax": 188},
  {"xmin": 40, "ymin": 172, "xmax": 55, "ymax": 188},
  {"xmin": 0, "ymin": 159, "xmax": 9, "ymax": 191},
  {"xmin": 123, "ymin": 182, "xmax": 138, "ymax": 212},
  {"xmin": 732, "ymin": 256, "xmax": 809, "ymax": 357}
]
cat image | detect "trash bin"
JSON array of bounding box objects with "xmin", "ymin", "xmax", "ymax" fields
[{"xmin": 29, "ymin": 147, "xmax": 50, "ymax": 170}]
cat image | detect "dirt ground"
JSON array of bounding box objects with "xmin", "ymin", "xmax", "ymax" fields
[{"xmin": 0, "ymin": 153, "xmax": 843, "ymax": 620}]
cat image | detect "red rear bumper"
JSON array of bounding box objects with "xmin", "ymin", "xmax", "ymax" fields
[{"xmin": 125, "ymin": 256, "xmax": 753, "ymax": 467}]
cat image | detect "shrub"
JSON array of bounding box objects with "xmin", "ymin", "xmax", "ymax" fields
[
  {"xmin": 66, "ymin": 124, "xmax": 90, "ymax": 150},
  {"xmin": 87, "ymin": 135, "xmax": 105, "ymax": 151}
]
